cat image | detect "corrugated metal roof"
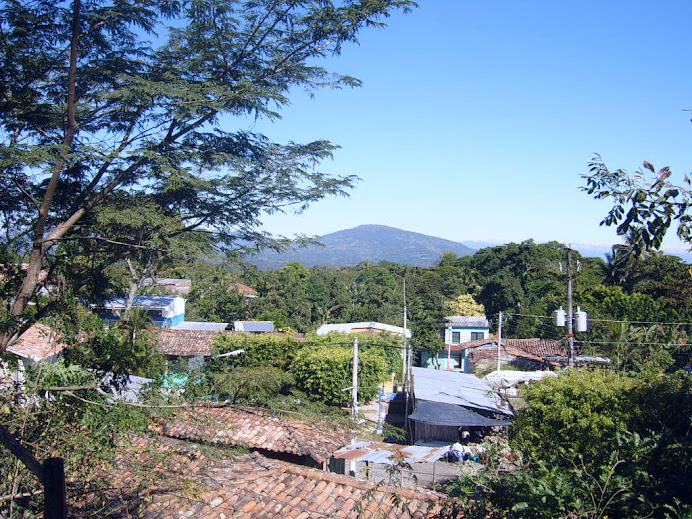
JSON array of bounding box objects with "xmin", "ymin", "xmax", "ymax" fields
[
  {"xmin": 104, "ymin": 295, "xmax": 182, "ymax": 310},
  {"xmin": 411, "ymin": 366, "xmax": 512, "ymax": 416},
  {"xmin": 172, "ymin": 321, "xmax": 229, "ymax": 331},
  {"xmin": 316, "ymin": 322, "xmax": 412, "ymax": 338},
  {"xmin": 443, "ymin": 316, "xmax": 489, "ymax": 328},
  {"xmin": 484, "ymin": 370, "xmax": 558, "ymax": 389},
  {"xmin": 332, "ymin": 441, "xmax": 450, "ymax": 465},
  {"xmin": 409, "ymin": 400, "xmax": 512, "ymax": 427},
  {"xmin": 234, "ymin": 320, "xmax": 274, "ymax": 332}
]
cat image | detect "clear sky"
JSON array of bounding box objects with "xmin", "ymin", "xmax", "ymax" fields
[{"xmin": 245, "ymin": 1, "xmax": 692, "ymax": 255}]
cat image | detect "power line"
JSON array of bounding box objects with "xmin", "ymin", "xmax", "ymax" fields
[
  {"xmin": 575, "ymin": 339, "xmax": 691, "ymax": 348},
  {"xmin": 504, "ymin": 312, "xmax": 692, "ymax": 328}
]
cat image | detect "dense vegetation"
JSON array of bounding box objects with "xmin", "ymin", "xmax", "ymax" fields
[
  {"xmin": 3, "ymin": 237, "xmax": 691, "ymax": 517},
  {"xmin": 174, "ymin": 241, "xmax": 692, "ymax": 371},
  {"xmin": 445, "ymin": 364, "xmax": 692, "ymax": 518},
  {"xmin": 1, "ymin": 0, "xmax": 690, "ymax": 515}
]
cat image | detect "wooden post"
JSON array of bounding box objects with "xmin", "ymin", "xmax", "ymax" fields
[
  {"xmin": 43, "ymin": 457, "xmax": 66, "ymax": 519},
  {"xmin": 497, "ymin": 310, "xmax": 503, "ymax": 371},
  {"xmin": 0, "ymin": 425, "xmax": 66, "ymax": 519}
]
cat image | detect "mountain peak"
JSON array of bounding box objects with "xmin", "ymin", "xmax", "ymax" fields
[{"xmin": 247, "ymin": 225, "xmax": 475, "ymax": 269}]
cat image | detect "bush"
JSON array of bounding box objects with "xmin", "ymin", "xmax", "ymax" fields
[
  {"xmin": 290, "ymin": 345, "xmax": 388, "ymax": 405},
  {"xmin": 210, "ymin": 332, "xmax": 303, "ymax": 370}
]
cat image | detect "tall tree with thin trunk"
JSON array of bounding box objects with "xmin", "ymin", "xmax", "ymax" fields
[{"xmin": 0, "ymin": 0, "xmax": 417, "ymax": 350}]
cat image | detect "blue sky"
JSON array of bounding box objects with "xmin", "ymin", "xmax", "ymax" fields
[{"xmin": 246, "ymin": 1, "xmax": 692, "ymax": 255}]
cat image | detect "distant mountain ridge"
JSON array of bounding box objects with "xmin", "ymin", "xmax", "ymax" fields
[{"xmin": 246, "ymin": 224, "xmax": 476, "ymax": 269}]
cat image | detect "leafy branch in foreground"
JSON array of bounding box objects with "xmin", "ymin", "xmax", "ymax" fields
[
  {"xmin": 582, "ymin": 154, "xmax": 692, "ymax": 266},
  {"xmin": 0, "ymin": 0, "xmax": 417, "ymax": 350}
]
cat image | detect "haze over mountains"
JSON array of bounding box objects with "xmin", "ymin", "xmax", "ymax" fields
[
  {"xmin": 246, "ymin": 225, "xmax": 475, "ymax": 269},
  {"xmin": 245, "ymin": 224, "xmax": 691, "ymax": 270}
]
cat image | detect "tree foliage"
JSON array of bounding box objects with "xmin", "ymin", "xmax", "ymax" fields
[
  {"xmin": 583, "ymin": 155, "xmax": 692, "ymax": 264},
  {"xmin": 211, "ymin": 331, "xmax": 304, "ymax": 370},
  {"xmin": 0, "ymin": 361, "xmax": 150, "ymax": 517},
  {"xmin": 445, "ymin": 294, "xmax": 485, "ymax": 316},
  {"xmin": 0, "ymin": 0, "xmax": 416, "ymax": 350},
  {"xmin": 449, "ymin": 368, "xmax": 692, "ymax": 518},
  {"xmin": 290, "ymin": 343, "xmax": 388, "ymax": 405}
]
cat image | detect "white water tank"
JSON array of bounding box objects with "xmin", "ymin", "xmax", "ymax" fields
[{"xmin": 575, "ymin": 307, "xmax": 588, "ymax": 332}]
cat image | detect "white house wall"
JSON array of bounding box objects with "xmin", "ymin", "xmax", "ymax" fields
[{"xmin": 444, "ymin": 328, "xmax": 489, "ymax": 344}]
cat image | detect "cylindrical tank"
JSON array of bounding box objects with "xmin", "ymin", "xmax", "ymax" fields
[{"xmin": 575, "ymin": 307, "xmax": 588, "ymax": 332}]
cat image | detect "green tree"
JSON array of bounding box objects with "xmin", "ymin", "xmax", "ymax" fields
[
  {"xmin": 290, "ymin": 344, "xmax": 388, "ymax": 405},
  {"xmin": 185, "ymin": 268, "xmax": 249, "ymax": 322},
  {"xmin": 445, "ymin": 294, "xmax": 486, "ymax": 316},
  {"xmin": 0, "ymin": 0, "xmax": 416, "ymax": 351},
  {"xmin": 450, "ymin": 368, "xmax": 692, "ymax": 519},
  {"xmin": 583, "ymin": 155, "xmax": 692, "ymax": 262},
  {"xmin": 63, "ymin": 308, "xmax": 164, "ymax": 387},
  {"xmin": 210, "ymin": 331, "xmax": 303, "ymax": 370}
]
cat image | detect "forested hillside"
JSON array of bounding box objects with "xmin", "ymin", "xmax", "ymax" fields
[
  {"xmin": 245, "ymin": 224, "xmax": 476, "ymax": 269},
  {"xmin": 176, "ymin": 240, "xmax": 692, "ymax": 371}
]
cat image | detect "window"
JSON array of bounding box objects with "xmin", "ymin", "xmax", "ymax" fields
[
  {"xmin": 451, "ymin": 331, "xmax": 461, "ymax": 344},
  {"xmin": 470, "ymin": 332, "xmax": 484, "ymax": 341}
]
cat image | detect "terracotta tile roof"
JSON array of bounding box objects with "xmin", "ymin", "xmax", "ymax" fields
[
  {"xmin": 455, "ymin": 338, "xmax": 495, "ymax": 351},
  {"xmin": 457, "ymin": 338, "xmax": 566, "ymax": 362},
  {"xmin": 7, "ymin": 323, "xmax": 68, "ymax": 361},
  {"xmin": 153, "ymin": 329, "xmax": 305, "ymax": 357},
  {"xmin": 83, "ymin": 434, "xmax": 447, "ymax": 518},
  {"xmin": 228, "ymin": 282, "xmax": 258, "ymax": 296},
  {"xmin": 502, "ymin": 338, "xmax": 566, "ymax": 357},
  {"xmin": 152, "ymin": 328, "xmax": 221, "ymax": 356},
  {"xmin": 150, "ymin": 406, "xmax": 351, "ymax": 464}
]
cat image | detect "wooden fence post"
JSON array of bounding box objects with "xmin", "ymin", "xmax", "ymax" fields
[
  {"xmin": 43, "ymin": 457, "xmax": 66, "ymax": 519},
  {"xmin": 0, "ymin": 425, "xmax": 66, "ymax": 519}
]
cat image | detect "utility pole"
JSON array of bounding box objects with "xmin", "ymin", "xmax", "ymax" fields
[
  {"xmin": 376, "ymin": 384, "xmax": 384, "ymax": 434},
  {"xmin": 555, "ymin": 247, "xmax": 587, "ymax": 367},
  {"xmin": 567, "ymin": 247, "xmax": 574, "ymax": 369},
  {"xmin": 446, "ymin": 321, "xmax": 452, "ymax": 371},
  {"xmin": 352, "ymin": 337, "xmax": 359, "ymax": 416},
  {"xmin": 402, "ymin": 278, "xmax": 408, "ymax": 386},
  {"xmin": 497, "ymin": 310, "xmax": 503, "ymax": 371}
]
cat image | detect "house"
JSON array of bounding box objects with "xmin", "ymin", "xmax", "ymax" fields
[
  {"xmin": 141, "ymin": 277, "xmax": 192, "ymax": 295},
  {"xmin": 230, "ymin": 320, "xmax": 275, "ymax": 333},
  {"xmin": 459, "ymin": 337, "xmax": 566, "ymax": 372},
  {"xmin": 77, "ymin": 433, "xmax": 447, "ymax": 518},
  {"xmin": 228, "ymin": 282, "xmax": 258, "ymax": 297},
  {"xmin": 316, "ymin": 321, "xmax": 412, "ymax": 338},
  {"xmin": 421, "ymin": 315, "xmax": 490, "ymax": 371},
  {"xmin": 149, "ymin": 406, "xmax": 352, "ymax": 469},
  {"xmin": 152, "ymin": 328, "xmax": 222, "ymax": 359},
  {"xmin": 102, "ymin": 295, "xmax": 186, "ymax": 328},
  {"xmin": 7, "ymin": 323, "xmax": 68, "ymax": 365},
  {"xmin": 408, "ymin": 366, "xmax": 512, "ymax": 444}
]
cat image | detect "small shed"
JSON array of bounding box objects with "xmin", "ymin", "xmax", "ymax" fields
[
  {"xmin": 7, "ymin": 323, "xmax": 68, "ymax": 365},
  {"xmin": 409, "ymin": 401, "xmax": 512, "ymax": 443},
  {"xmin": 409, "ymin": 367, "xmax": 512, "ymax": 443},
  {"xmin": 103, "ymin": 295, "xmax": 186, "ymax": 328},
  {"xmin": 232, "ymin": 320, "xmax": 274, "ymax": 333},
  {"xmin": 316, "ymin": 321, "xmax": 412, "ymax": 338}
]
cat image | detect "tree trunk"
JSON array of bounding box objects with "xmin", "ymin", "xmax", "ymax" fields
[{"xmin": 0, "ymin": 0, "xmax": 81, "ymax": 352}]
